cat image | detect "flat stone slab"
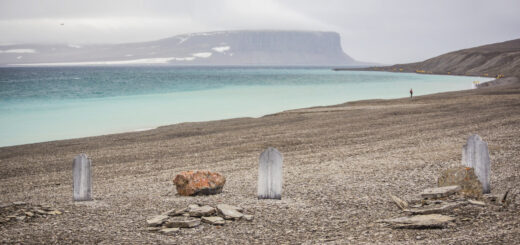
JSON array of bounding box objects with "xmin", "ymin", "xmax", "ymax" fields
[
  {"xmin": 380, "ymin": 214, "xmax": 455, "ymax": 229},
  {"xmin": 217, "ymin": 204, "xmax": 244, "ymax": 220},
  {"xmin": 146, "ymin": 215, "xmax": 169, "ymax": 227},
  {"xmin": 421, "ymin": 186, "xmax": 461, "ymax": 199},
  {"xmin": 404, "ymin": 202, "xmax": 465, "ymax": 215},
  {"xmin": 188, "ymin": 204, "xmax": 215, "ymax": 217},
  {"xmin": 164, "ymin": 217, "xmax": 201, "ymax": 228},
  {"xmin": 160, "ymin": 228, "xmax": 180, "ymax": 234},
  {"xmin": 201, "ymin": 216, "xmax": 225, "ymax": 225},
  {"xmin": 468, "ymin": 199, "xmax": 486, "ymax": 206}
]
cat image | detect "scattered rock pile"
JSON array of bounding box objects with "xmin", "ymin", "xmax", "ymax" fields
[
  {"xmin": 146, "ymin": 204, "xmax": 253, "ymax": 235},
  {"xmin": 380, "ymin": 185, "xmax": 517, "ymax": 229},
  {"xmin": 0, "ymin": 202, "xmax": 63, "ymax": 225}
]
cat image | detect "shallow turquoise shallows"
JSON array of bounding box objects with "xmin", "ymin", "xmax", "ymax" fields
[{"xmin": 0, "ymin": 67, "xmax": 490, "ymax": 147}]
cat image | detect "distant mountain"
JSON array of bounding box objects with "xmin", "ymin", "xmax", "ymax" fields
[
  {"xmin": 336, "ymin": 38, "xmax": 520, "ymax": 79},
  {"xmin": 0, "ymin": 30, "xmax": 367, "ymax": 67}
]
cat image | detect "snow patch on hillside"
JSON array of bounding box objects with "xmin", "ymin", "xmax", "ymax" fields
[
  {"xmin": 212, "ymin": 46, "xmax": 230, "ymax": 53},
  {"xmin": 9, "ymin": 57, "xmax": 186, "ymax": 66},
  {"xmin": 0, "ymin": 49, "xmax": 36, "ymax": 54},
  {"xmin": 192, "ymin": 52, "xmax": 212, "ymax": 58}
]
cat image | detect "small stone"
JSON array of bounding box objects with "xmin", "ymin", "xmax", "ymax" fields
[
  {"xmin": 380, "ymin": 214, "xmax": 455, "ymax": 229},
  {"xmin": 188, "ymin": 205, "xmax": 216, "ymax": 217},
  {"xmin": 24, "ymin": 212, "xmax": 34, "ymax": 217},
  {"xmin": 42, "ymin": 206, "xmax": 54, "ymax": 211},
  {"xmin": 390, "ymin": 194, "xmax": 408, "ymax": 210},
  {"xmin": 146, "ymin": 215, "xmax": 169, "ymax": 227},
  {"xmin": 164, "ymin": 217, "xmax": 201, "ymax": 228},
  {"xmin": 468, "ymin": 199, "xmax": 486, "ymax": 206},
  {"xmin": 12, "ymin": 201, "xmax": 26, "ymax": 206},
  {"xmin": 16, "ymin": 216, "xmax": 26, "ymax": 221},
  {"xmin": 201, "ymin": 216, "xmax": 226, "ymax": 225},
  {"xmin": 160, "ymin": 228, "xmax": 180, "ymax": 235},
  {"xmin": 47, "ymin": 210, "xmax": 62, "ymax": 215},
  {"xmin": 217, "ymin": 204, "xmax": 244, "ymax": 220},
  {"xmin": 483, "ymin": 194, "xmax": 498, "ymax": 203},
  {"xmin": 173, "ymin": 170, "xmax": 226, "ymax": 196},
  {"xmin": 421, "ymin": 186, "xmax": 461, "ymax": 199},
  {"xmin": 146, "ymin": 227, "xmax": 161, "ymax": 232},
  {"xmin": 0, "ymin": 203, "xmax": 12, "ymax": 208},
  {"xmin": 35, "ymin": 209, "xmax": 47, "ymax": 215},
  {"xmin": 242, "ymin": 215, "xmax": 254, "ymax": 221}
]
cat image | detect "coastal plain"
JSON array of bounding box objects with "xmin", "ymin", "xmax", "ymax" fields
[{"xmin": 1, "ymin": 83, "xmax": 519, "ymax": 244}]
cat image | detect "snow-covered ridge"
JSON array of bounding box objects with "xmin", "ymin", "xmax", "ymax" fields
[
  {"xmin": 1, "ymin": 30, "xmax": 361, "ymax": 66},
  {"xmin": 9, "ymin": 57, "xmax": 183, "ymax": 66}
]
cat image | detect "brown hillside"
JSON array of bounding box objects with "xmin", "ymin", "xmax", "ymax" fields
[{"xmin": 338, "ymin": 38, "xmax": 520, "ymax": 79}]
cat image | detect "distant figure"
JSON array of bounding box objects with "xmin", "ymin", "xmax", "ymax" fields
[{"xmin": 410, "ymin": 88, "xmax": 413, "ymax": 99}]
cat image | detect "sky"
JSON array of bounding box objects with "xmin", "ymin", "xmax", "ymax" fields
[{"xmin": 1, "ymin": 0, "xmax": 519, "ymax": 64}]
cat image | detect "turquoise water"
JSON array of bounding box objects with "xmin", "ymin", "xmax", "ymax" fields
[{"xmin": 0, "ymin": 67, "xmax": 489, "ymax": 147}]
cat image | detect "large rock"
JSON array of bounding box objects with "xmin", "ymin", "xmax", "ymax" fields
[
  {"xmin": 438, "ymin": 167, "xmax": 483, "ymax": 198},
  {"xmin": 173, "ymin": 171, "xmax": 226, "ymax": 196},
  {"xmin": 380, "ymin": 214, "xmax": 455, "ymax": 229}
]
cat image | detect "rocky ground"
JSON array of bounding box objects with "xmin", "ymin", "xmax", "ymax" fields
[{"xmin": 1, "ymin": 83, "xmax": 519, "ymax": 244}]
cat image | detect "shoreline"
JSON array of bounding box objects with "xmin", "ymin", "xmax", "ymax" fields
[
  {"xmin": 334, "ymin": 67, "xmax": 519, "ymax": 88},
  {"xmin": 1, "ymin": 81, "xmax": 519, "ymax": 243}
]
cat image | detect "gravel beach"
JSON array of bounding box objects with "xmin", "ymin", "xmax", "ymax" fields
[{"xmin": 1, "ymin": 83, "xmax": 519, "ymax": 244}]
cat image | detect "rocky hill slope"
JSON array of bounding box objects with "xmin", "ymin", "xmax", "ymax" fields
[
  {"xmin": 0, "ymin": 30, "xmax": 363, "ymax": 66},
  {"xmin": 337, "ymin": 38, "xmax": 520, "ymax": 80}
]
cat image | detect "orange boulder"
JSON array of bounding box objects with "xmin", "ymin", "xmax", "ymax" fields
[{"xmin": 173, "ymin": 171, "xmax": 226, "ymax": 196}]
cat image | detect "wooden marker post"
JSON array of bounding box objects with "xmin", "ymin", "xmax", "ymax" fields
[
  {"xmin": 462, "ymin": 134, "xmax": 491, "ymax": 193},
  {"xmin": 73, "ymin": 154, "xmax": 92, "ymax": 201},
  {"xmin": 258, "ymin": 147, "xmax": 283, "ymax": 199}
]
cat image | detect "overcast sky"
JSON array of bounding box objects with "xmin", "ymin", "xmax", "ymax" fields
[{"xmin": 1, "ymin": 0, "xmax": 519, "ymax": 64}]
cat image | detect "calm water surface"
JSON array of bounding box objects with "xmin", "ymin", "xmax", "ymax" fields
[{"xmin": 0, "ymin": 67, "xmax": 490, "ymax": 147}]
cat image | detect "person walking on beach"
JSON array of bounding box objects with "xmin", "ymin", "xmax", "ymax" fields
[{"xmin": 409, "ymin": 88, "xmax": 413, "ymax": 99}]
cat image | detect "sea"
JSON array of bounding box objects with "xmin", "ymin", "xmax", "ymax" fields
[{"xmin": 0, "ymin": 67, "xmax": 490, "ymax": 147}]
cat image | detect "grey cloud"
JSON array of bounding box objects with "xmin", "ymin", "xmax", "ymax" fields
[{"xmin": 0, "ymin": 0, "xmax": 519, "ymax": 64}]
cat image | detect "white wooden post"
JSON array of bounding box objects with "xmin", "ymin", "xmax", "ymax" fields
[
  {"xmin": 462, "ymin": 134, "xmax": 491, "ymax": 193},
  {"xmin": 258, "ymin": 147, "xmax": 283, "ymax": 199},
  {"xmin": 73, "ymin": 154, "xmax": 92, "ymax": 201}
]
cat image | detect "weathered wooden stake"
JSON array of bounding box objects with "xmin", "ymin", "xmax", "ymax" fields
[
  {"xmin": 462, "ymin": 134, "xmax": 491, "ymax": 193},
  {"xmin": 258, "ymin": 147, "xmax": 283, "ymax": 199},
  {"xmin": 73, "ymin": 154, "xmax": 92, "ymax": 201}
]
